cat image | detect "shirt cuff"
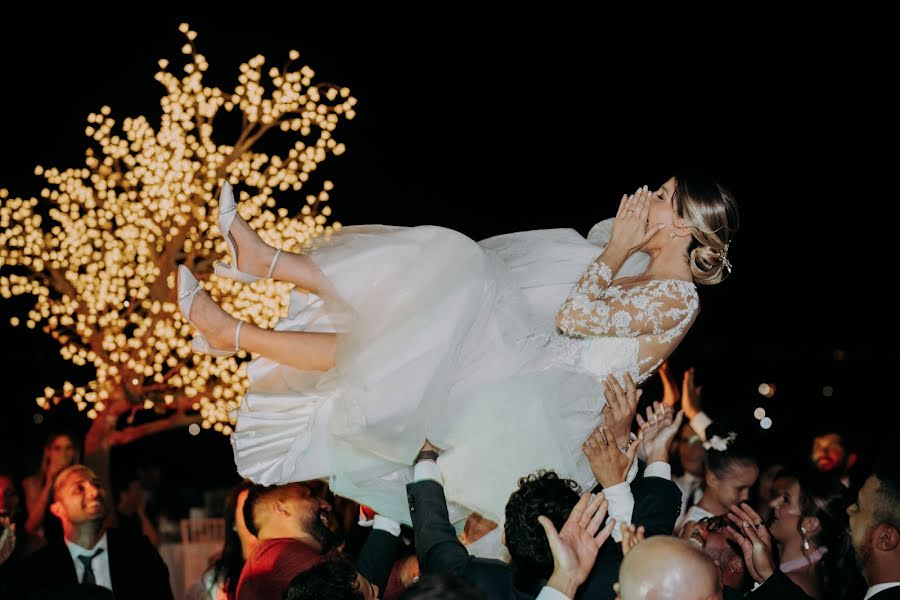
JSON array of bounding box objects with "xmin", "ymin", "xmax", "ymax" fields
[
  {"xmin": 601, "ymin": 482, "xmax": 635, "ymax": 543},
  {"xmin": 413, "ymin": 460, "xmax": 444, "ymax": 485},
  {"xmin": 536, "ymin": 586, "xmax": 572, "ymax": 600},
  {"xmin": 644, "ymin": 461, "xmax": 672, "ymax": 480},
  {"xmin": 372, "ymin": 515, "xmax": 401, "ymax": 537},
  {"xmin": 690, "ymin": 412, "xmax": 713, "ymax": 442}
]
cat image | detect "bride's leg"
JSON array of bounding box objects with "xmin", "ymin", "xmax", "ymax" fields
[
  {"xmin": 227, "ymin": 208, "xmax": 338, "ymax": 298},
  {"xmin": 187, "ymin": 283, "xmax": 336, "ymax": 371},
  {"xmin": 239, "ymin": 325, "xmax": 336, "ymax": 372}
]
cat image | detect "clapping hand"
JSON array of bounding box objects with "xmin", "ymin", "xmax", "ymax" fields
[
  {"xmin": 659, "ymin": 361, "xmax": 681, "ymax": 408},
  {"xmin": 635, "ymin": 402, "xmax": 684, "ymax": 464},
  {"xmin": 0, "ymin": 516, "xmax": 15, "ymax": 566},
  {"xmin": 540, "ymin": 492, "xmax": 616, "ymax": 597},
  {"xmin": 681, "ymin": 367, "xmax": 703, "ymax": 420},
  {"xmin": 620, "ymin": 524, "xmax": 645, "ymax": 556},
  {"xmin": 724, "ymin": 503, "xmax": 776, "ymax": 583}
]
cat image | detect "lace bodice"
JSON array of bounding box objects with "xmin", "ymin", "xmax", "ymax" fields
[{"xmin": 552, "ymin": 258, "xmax": 699, "ymax": 381}]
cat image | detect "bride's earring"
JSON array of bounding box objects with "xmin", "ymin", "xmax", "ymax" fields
[{"xmin": 668, "ymin": 231, "xmax": 677, "ymax": 239}]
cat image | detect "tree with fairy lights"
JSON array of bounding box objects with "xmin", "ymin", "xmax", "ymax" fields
[{"xmin": 0, "ymin": 23, "xmax": 354, "ymax": 480}]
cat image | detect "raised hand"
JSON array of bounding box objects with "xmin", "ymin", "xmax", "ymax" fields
[
  {"xmin": 602, "ymin": 373, "xmax": 641, "ymax": 445},
  {"xmin": 609, "ymin": 186, "xmax": 666, "ymax": 257},
  {"xmin": 0, "ymin": 517, "xmax": 15, "ymax": 565},
  {"xmin": 540, "ymin": 492, "xmax": 616, "ymax": 597},
  {"xmin": 620, "ymin": 523, "xmax": 645, "ymax": 556},
  {"xmin": 635, "ymin": 402, "xmax": 684, "ymax": 464},
  {"xmin": 724, "ymin": 503, "xmax": 776, "ymax": 583},
  {"xmin": 659, "ymin": 361, "xmax": 681, "ymax": 408},
  {"xmin": 583, "ymin": 425, "xmax": 641, "ymax": 488},
  {"xmin": 681, "ymin": 367, "xmax": 703, "ymax": 420}
]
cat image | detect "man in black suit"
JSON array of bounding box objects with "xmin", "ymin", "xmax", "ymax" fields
[
  {"xmin": 576, "ymin": 403, "xmax": 686, "ymax": 600},
  {"xmin": 8, "ymin": 464, "xmax": 173, "ymax": 600},
  {"xmin": 408, "ymin": 444, "xmax": 615, "ymax": 600}
]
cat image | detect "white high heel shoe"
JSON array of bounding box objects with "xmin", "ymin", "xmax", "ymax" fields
[
  {"xmin": 177, "ymin": 265, "xmax": 244, "ymax": 357},
  {"xmin": 213, "ymin": 181, "xmax": 282, "ymax": 283}
]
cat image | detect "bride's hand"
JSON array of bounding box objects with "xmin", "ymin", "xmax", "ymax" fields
[{"xmin": 609, "ymin": 187, "xmax": 666, "ymax": 256}]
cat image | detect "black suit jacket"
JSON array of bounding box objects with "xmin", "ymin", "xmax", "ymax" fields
[
  {"xmin": 7, "ymin": 528, "xmax": 174, "ymax": 600},
  {"xmin": 575, "ymin": 475, "xmax": 683, "ymax": 600},
  {"xmin": 407, "ymin": 475, "xmax": 682, "ymax": 600},
  {"xmin": 407, "ymin": 478, "xmax": 537, "ymax": 599},
  {"xmin": 750, "ymin": 570, "xmax": 815, "ymax": 600},
  {"xmin": 356, "ymin": 527, "xmax": 401, "ymax": 593},
  {"xmin": 870, "ymin": 586, "xmax": 900, "ymax": 599}
]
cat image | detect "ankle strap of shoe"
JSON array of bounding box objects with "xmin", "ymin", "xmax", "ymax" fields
[
  {"xmin": 265, "ymin": 248, "xmax": 282, "ymax": 280},
  {"xmin": 235, "ymin": 320, "xmax": 245, "ymax": 353}
]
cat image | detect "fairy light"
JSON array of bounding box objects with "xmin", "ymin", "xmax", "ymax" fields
[{"xmin": 1, "ymin": 25, "xmax": 353, "ymax": 433}]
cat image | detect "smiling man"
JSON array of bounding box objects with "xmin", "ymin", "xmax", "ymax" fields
[{"xmin": 8, "ymin": 464, "xmax": 173, "ymax": 599}]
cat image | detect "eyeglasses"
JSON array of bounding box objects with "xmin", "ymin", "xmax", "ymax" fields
[{"xmin": 697, "ymin": 515, "xmax": 731, "ymax": 533}]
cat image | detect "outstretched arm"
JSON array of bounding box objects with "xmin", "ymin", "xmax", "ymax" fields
[{"xmin": 406, "ymin": 442, "xmax": 471, "ymax": 577}]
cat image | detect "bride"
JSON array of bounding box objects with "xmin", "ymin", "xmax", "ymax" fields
[{"xmin": 178, "ymin": 175, "xmax": 738, "ymax": 525}]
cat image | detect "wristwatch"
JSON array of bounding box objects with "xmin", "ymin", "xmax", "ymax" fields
[{"xmin": 414, "ymin": 449, "xmax": 440, "ymax": 464}]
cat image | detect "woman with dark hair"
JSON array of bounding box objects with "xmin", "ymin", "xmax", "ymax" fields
[
  {"xmin": 186, "ymin": 480, "xmax": 258, "ymax": 600},
  {"xmin": 678, "ymin": 435, "xmax": 759, "ymax": 535},
  {"xmin": 767, "ymin": 467, "xmax": 866, "ymax": 599},
  {"xmin": 21, "ymin": 430, "xmax": 80, "ymax": 539},
  {"xmin": 180, "ymin": 174, "xmax": 739, "ymax": 529}
]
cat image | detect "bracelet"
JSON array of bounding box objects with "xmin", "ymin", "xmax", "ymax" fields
[{"xmin": 414, "ymin": 449, "xmax": 440, "ymax": 464}]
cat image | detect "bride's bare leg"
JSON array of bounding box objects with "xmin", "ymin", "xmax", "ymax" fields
[
  {"xmin": 188, "ymin": 285, "xmax": 336, "ymax": 371},
  {"xmin": 227, "ymin": 208, "xmax": 338, "ymax": 298},
  {"xmin": 239, "ymin": 325, "xmax": 336, "ymax": 372}
]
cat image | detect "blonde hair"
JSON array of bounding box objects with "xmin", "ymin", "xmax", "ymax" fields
[{"xmin": 674, "ymin": 174, "xmax": 739, "ymax": 286}]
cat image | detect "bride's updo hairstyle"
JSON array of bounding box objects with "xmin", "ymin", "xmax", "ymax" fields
[{"xmin": 673, "ymin": 172, "xmax": 739, "ymax": 286}]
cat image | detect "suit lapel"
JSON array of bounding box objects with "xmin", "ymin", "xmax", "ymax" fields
[
  {"xmin": 54, "ymin": 540, "xmax": 80, "ymax": 584},
  {"xmin": 106, "ymin": 529, "xmax": 122, "ymax": 594}
]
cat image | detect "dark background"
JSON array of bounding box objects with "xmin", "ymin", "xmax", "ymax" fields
[{"xmin": 0, "ymin": 13, "xmax": 894, "ymax": 496}]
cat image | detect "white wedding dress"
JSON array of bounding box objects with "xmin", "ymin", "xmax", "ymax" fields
[{"xmin": 231, "ymin": 219, "xmax": 698, "ymax": 527}]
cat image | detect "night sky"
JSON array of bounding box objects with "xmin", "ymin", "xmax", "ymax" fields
[{"xmin": 0, "ymin": 13, "xmax": 894, "ymax": 490}]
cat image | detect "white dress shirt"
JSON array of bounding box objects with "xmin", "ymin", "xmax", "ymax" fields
[
  {"xmin": 865, "ymin": 582, "xmax": 900, "ymax": 599},
  {"xmin": 602, "ymin": 461, "xmax": 672, "ymax": 542},
  {"xmin": 65, "ymin": 531, "xmax": 111, "ymax": 590}
]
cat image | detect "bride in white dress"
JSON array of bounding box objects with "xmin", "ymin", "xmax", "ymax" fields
[{"xmin": 178, "ymin": 175, "xmax": 738, "ymax": 526}]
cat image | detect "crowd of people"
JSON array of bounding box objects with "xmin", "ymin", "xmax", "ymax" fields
[{"xmin": 1, "ymin": 364, "xmax": 898, "ymax": 599}]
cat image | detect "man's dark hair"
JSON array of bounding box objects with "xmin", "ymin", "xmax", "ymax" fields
[
  {"xmin": 283, "ymin": 558, "xmax": 361, "ymax": 600},
  {"xmin": 399, "ymin": 573, "xmax": 487, "ymax": 599},
  {"xmin": 504, "ymin": 470, "xmax": 580, "ymax": 578}
]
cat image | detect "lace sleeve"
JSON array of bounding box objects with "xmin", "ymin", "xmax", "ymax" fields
[
  {"xmin": 556, "ymin": 259, "xmax": 615, "ymax": 335},
  {"xmin": 557, "ymin": 264, "xmax": 698, "ymax": 343}
]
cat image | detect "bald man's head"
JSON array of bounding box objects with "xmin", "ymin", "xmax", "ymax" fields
[{"xmin": 618, "ymin": 536, "xmax": 722, "ymax": 600}]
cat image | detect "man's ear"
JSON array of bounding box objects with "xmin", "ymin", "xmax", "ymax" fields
[
  {"xmin": 49, "ymin": 500, "xmax": 63, "ymax": 520},
  {"xmin": 847, "ymin": 453, "xmax": 858, "ymax": 470},
  {"xmin": 727, "ymin": 552, "xmax": 746, "ymax": 574},
  {"xmin": 274, "ymin": 497, "xmax": 289, "ymax": 516},
  {"xmin": 874, "ymin": 523, "xmax": 900, "ymax": 552},
  {"xmin": 501, "ymin": 530, "xmax": 506, "ymax": 548}
]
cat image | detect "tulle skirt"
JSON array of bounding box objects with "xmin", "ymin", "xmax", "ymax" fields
[{"xmin": 231, "ymin": 222, "xmax": 647, "ymax": 524}]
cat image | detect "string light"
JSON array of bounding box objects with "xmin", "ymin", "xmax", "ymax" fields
[{"xmin": 0, "ymin": 25, "xmax": 354, "ymax": 433}]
